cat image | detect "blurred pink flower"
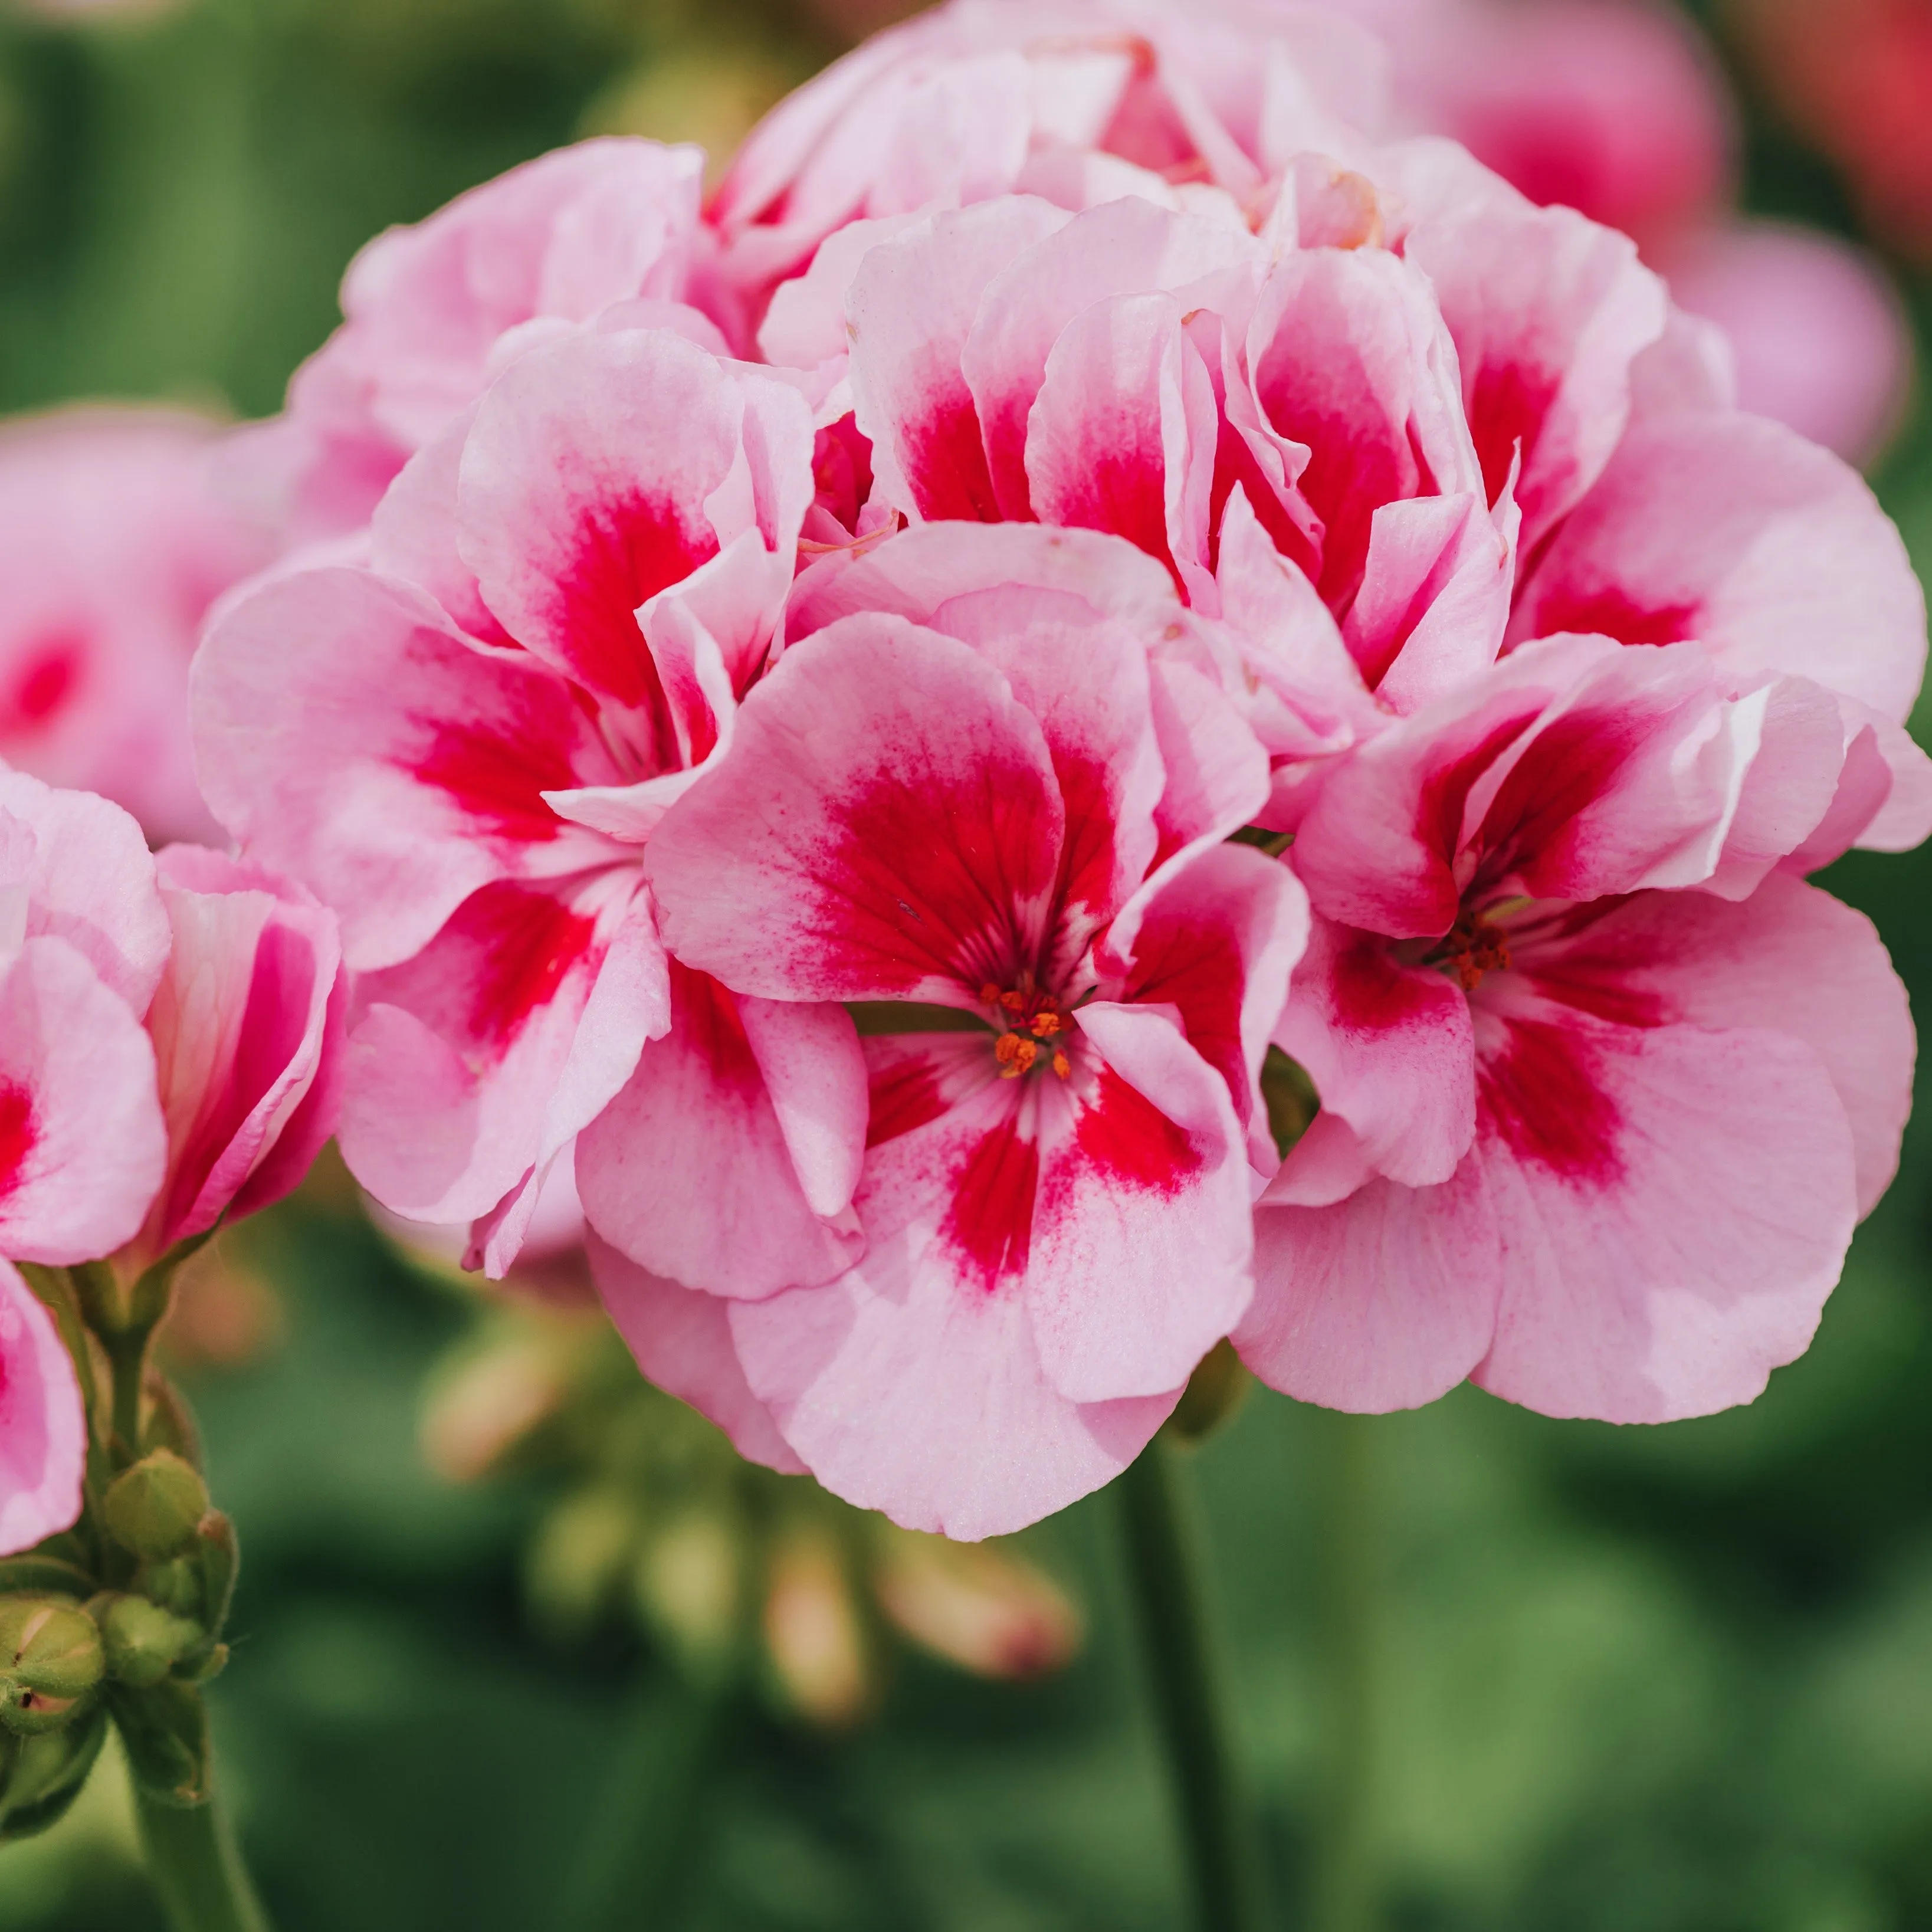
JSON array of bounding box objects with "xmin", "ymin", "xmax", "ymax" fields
[
  {"xmin": 0, "ymin": 409, "xmax": 274, "ymax": 845},
  {"xmin": 1656, "ymin": 221, "xmax": 1911, "ymax": 471},
  {"xmin": 1339, "ymin": 0, "xmax": 1911, "ymax": 463},
  {"xmin": 1737, "ymin": 0, "xmax": 1932, "ymax": 263}
]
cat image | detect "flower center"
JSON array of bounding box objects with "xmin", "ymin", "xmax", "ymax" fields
[
  {"xmin": 979, "ymin": 980, "xmax": 1073, "ymax": 1080},
  {"xmin": 1428, "ymin": 911, "xmax": 1513, "ymax": 992}
]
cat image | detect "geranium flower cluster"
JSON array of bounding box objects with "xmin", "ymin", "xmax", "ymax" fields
[
  {"xmin": 0, "ymin": 772, "xmax": 343, "ymax": 1556},
  {"xmin": 188, "ymin": 0, "xmax": 1926, "ymax": 1539}
]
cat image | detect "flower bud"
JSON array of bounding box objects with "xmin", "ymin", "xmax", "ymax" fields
[
  {"xmin": 633, "ymin": 1508, "xmax": 742, "ymax": 1675},
  {"xmin": 103, "ymin": 1451, "xmax": 209, "ymax": 1561},
  {"xmin": 1165, "ymin": 1338, "xmax": 1250, "ymax": 1447},
  {"xmin": 109, "ymin": 1678, "xmax": 210, "ymax": 1808},
  {"xmin": 526, "ymin": 1487, "xmax": 639, "ymax": 1641},
  {"xmin": 0, "ymin": 1707, "xmax": 106, "ymax": 1844},
  {"xmin": 874, "ymin": 1532, "xmax": 1083, "ymax": 1680},
  {"xmin": 100, "ymin": 1595, "xmax": 204, "ymax": 1690},
  {"xmin": 135, "ymin": 1556, "xmax": 203, "ymax": 1621},
  {"xmin": 421, "ymin": 1324, "xmax": 574, "ymax": 1483},
  {"xmin": 0, "ymin": 1599, "xmax": 104, "ymax": 1736},
  {"xmin": 763, "ymin": 1531, "xmax": 871, "ymax": 1728}
]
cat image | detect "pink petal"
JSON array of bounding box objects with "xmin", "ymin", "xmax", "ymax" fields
[
  {"xmin": 340, "ymin": 869, "xmax": 665, "ymax": 1224},
  {"xmin": 1026, "ymin": 999, "xmax": 1254, "ymax": 1402},
  {"xmin": 728, "ymin": 1038, "xmax": 1179, "ymax": 1540},
  {"xmin": 587, "ymin": 1231, "xmax": 806, "ymax": 1475},
  {"xmin": 575, "ymin": 964, "xmax": 864, "ymax": 1298},
  {"xmin": 1521, "ymin": 878, "xmax": 1911, "ymax": 1217},
  {"xmin": 192, "ymin": 565, "xmax": 623, "ymax": 971},
  {"xmin": 645, "ymin": 618, "xmax": 1064, "ymax": 1005},
  {"xmin": 959, "ymin": 196, "xmax": 1257, "ymax": 522},
  {"xmin": 1407, "ymin": 200, "xmax": 1667, "ymax": 552},
  {"xmin": 789, "ymin": 519, "xmax": 1179, "ymax": 644},
  {"xmin": 1465, "ymin": 1005, "xmax": 1856, "ymax": 1422},
  {"xmin": 1101, "ymin": 841, "xmax": 1308, "ymax": 1170},
  {"xmin": 456, "ymin": 329, "xmax": 809, "ymax": 712},
  {"xmin": 1238, "ymin": 1162, "xmax": 1502, "ymax": 1412},
  {"xmin": 1269, "ymin": 913, "xmax": 1475, "ymax": 1193},
  {"xmin": 139, "ymin": 848, "xmax": 345, "ymax": 1253},
  {"xmin": 0, "ymin": 1261, "xmax": 86, "ymax": 1556},
  {"xmin": 0, "ymin": 937, "xmax": 166, "ymax": 1265},
  {"xmin": 1024, "ymin": 291, "xmax": 1221, "ymax": 602},
  {"xmin": 846, "ymin": 198, "xmax": 1070, "ymax": 524},
  {"xmin": 0, "ymin": 767, "xmax": 169, "ymax": 1013},
  {"xmin": 1512, "ymin": 409, "xmax": 1927, "ymax": 727}
]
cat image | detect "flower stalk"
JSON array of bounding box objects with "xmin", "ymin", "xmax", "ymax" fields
[
  {"xmin": 1114, "ymin": 1431, "xmax": 1268, "ymax": 1932},
  {"xmin": 6, "ymin": 1257, "xmax": 271, "ymax": 1932}
]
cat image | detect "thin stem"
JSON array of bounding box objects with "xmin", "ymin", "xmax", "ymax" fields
[
  {"xmin": 1318, "ymin": 1413, "xmax": 1377, "ymax": 1932},
  {"xmin": 559, "ymin": 1672, "xmax": 735, "ymax": 1932},
  {"xmin": 135, "ymin": 1785, "xmax": 271, "ymax": 1932},
  {"xmin": 1114, "ymin": 1433, "xmax": 1268, "ymax": 1932}
]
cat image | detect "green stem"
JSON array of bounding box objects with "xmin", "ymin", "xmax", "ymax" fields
[
  {"xmin": 1114, "ymin": 1434, "xmax": 1268, "ymax": 1932},
  {"xmin": 560, "ymin": 1671, "xmax": 735, "ymax": 1931},
  {"xmin": 134, "ymin": 1786, "xmax": 271, "ymax": 1932},
  {"xmin": 1318, "ymin": 1413, "xmax": 1377, "ymax": 1932}
]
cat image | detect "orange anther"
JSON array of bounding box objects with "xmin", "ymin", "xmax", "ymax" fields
[
  {"xmin": 999, "ymin": 989, "xmax": 1026, "ymax": 1014},
  {"xmin": 1029, "ymin": 1011, "xmax": 1062, "ymax": 1039},
  {"xmin": 1051, "ymin": 1050, "xmax": 1071, "ymax": 1079},
  {"xmin": 980, "ymin": 982, "xmax": 1001, "ymax": 1006},
  {"xmin": 995, "ymin": 1032, "xmax": 1023, "ymax": 1066}
]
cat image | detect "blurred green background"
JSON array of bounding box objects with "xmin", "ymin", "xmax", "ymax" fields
[{"xmin": 3, "ymin": 0, "xmax": 1932, "ymax": 1927}]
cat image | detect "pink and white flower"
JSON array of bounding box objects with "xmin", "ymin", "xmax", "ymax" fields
[
  {"xmin": 194, "ymin": 322, "xmax": 853, "ymax": 1285},
  {"xmin": 637, "ymin": 524, "xmax": 1306, "ymax": 1537},
  {"xmin": 1236, "ymin": 633, "xmax": 1913, "ymax": 1420}
]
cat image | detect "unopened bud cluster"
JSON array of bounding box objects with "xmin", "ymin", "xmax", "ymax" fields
[
  {"xmin": 0, "ymin": 1441, "xmax": 238, "ymax": 1839},
  {"xmin": 424, "ymin": 1297, "xmax": 1084, "ymax": 1728}
]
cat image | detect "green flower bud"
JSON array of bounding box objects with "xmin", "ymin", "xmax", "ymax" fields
[
  {"xmin": 100, "ymin": 1595, "xmax": 203, "ymax": 1690},
  {"xmin": 634, "ymin": 1508, "xmax": 743, "ymax": 1674},
  {"xmin": 109, "ymin": 1678, "xmax": 211, "ymax": 1808},
  {"xmin": 0, "ymin": 1707, "xmax": 107, "ymax": 1843},
  {"xmin": 103, "ymin": 1451, "xmax": 209, "ymax": 1562},
  {"xmin": 0, "ymin": 1600, "xmax": 104, "ymax": 1736},
  {"xmin": 1165, "ymin": 1337, "xmax": 1249, "ymax": 1446},
  {"xmin": 526, "ymin": 1487, "xmax": 640, "ymax": 1642},
  {"xmin": 135, "ymin": 1556, "xmax": 203, "ymax": 1621}
]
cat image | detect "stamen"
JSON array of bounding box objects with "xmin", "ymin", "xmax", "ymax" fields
[
  {"xmin": 995, "ymin": 1033, "xmax": 1038, "ymax": 1078},
  {"xmin": 1051, "ymin": 1049, "xmax": 1071, "ymax": 1079},
  {"xmin": 1029, "ymin": 1011, "xmax": 1062, "ymax": 1039}
]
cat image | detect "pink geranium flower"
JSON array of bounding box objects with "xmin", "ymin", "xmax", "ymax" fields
[
  {"xmin": 637, "ymin": 524, "xmax": 1306, "ymax": 1537},
  {"xmin": 0, "ymin": 409, "xmax": 274, "ymax": 845},
  {"xmin": 195, "ymin": 323, "xmax": 861, "ymax": 1285},
  {"xmin": 1236, "ymin": 633, "xmax": 1914, "ymax": 1420},
  {"xmin": 709, "ymin": 0, "xmax": 1386, "ymax": 306}
]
